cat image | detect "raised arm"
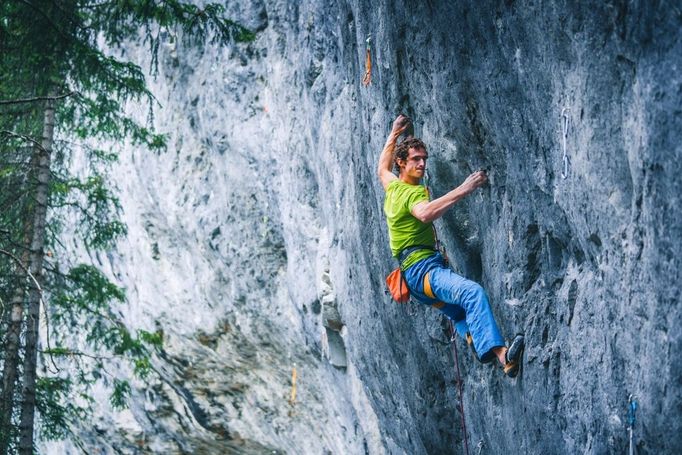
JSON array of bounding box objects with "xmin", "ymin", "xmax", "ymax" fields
[
  {"xmin": 411, "ymin": 170, "xmax": 488, "ymax": 223},
  {"xmin": 377, "ymin": 114, "xmax": 411, "ymax": 189}
]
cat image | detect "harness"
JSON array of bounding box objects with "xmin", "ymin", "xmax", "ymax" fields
[{"xmin": 397, "ymin": 245, "xmax": 435, "ymax": 268}]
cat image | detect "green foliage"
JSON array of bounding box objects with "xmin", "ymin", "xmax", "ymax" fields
[
  {"xmin": 89, "ymin": 1, "xmax": 257, "ymax": 47},
  {"xmin": 50, "ymin": 263, "xmax": 164, "ymax": 379},
  {"xmin": 35, "ymin": 377, "xmax": 89, "ymax": 441},
  {"xmin": 50, "ymin": 173, "xmax": 129, "ymax": 248},
  {"xmin": 59, "ymin": 264, "xmax": 126, "ymax": 310},
  {"xmin": 58, "ymin": 94, "xmax": 168, "ymax": 151},
  {"xmin": 46, "ymin": 264, "xmax": 165, "ymax": 433},
  {"xmin": 109, "ymin": 379, "xmax": 131, "ymax": 411},
  {"xmin": 138, "ymin": 329, "xmax": 164, "ymax": 348},
  {"xmin": 90, "ymin": 148, "xmax": 119, "ymax": 163},
  {"xmin": 90, "ymin": 221, "xmax": 128, "ymax": 249},
  {"xmin": 133, "ymin": 357, "xmax": 153, "ymax": 379},
  {"xmin": 40, "ymin": 347, "xmax": 73, "ymax": 357},
  {"xmin": 1, "ymin": 0, "xmax": 256, "ymax": 448}
]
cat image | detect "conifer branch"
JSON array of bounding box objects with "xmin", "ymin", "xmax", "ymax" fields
[
  {"xmin": 41, "ymin": 298, "xmax": 61, "ymax": 374},
  {"xmin": 39, "ymin": 348, "xmax": 114, "ymax": 362},
  {"xmin": 16, "ymin": 0, "xmax": 74, "ymax": 42},
  {"xmin": 0, "ymin": 130, "xmax": 46, "ymax": 151},
  {"xmin": 0, "ymin": 249, "xmax": 39, "ymax": 291},
  {"xmin": 0, "ymin": 92, "xmax": 77, "ymax": 106},
  {"xmin": 0, "ymin": 248, "xmax": 61, "ymax": 372}
]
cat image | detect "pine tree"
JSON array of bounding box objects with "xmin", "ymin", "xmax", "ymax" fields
[{"xmin": 0, "ymin": 1, "xmax": 254, "ymax": 452}]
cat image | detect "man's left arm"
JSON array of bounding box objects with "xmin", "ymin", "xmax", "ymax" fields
[{"xmin": 377, "ymin": 115, "xmax": 411, "ymax": 190}]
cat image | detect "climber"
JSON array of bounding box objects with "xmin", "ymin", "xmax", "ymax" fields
[{"xmin": 377, "ymin": 114, "xmax": 524, "ymax": 377}]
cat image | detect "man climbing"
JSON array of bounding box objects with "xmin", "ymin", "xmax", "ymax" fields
[{"xmin": 378, "ymin": 114, "xmax": 524, "ymax": 377}]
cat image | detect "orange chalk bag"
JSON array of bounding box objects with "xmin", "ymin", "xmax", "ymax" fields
[{"xmin": 385, "ymin": 267, "xmax": 410, "ymax": 303}]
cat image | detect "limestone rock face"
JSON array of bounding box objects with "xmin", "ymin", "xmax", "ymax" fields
[{"xmin": 51, "ymin": 1, "xmax": 680, "ymax": 454}]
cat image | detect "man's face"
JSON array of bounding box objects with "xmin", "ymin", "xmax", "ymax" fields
[{"xmin": 401, "ymin": 147, "xmax": 428, "ymax": 180}]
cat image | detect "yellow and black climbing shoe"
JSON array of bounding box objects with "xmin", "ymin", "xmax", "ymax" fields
[{"xmin": 503, "ymin": 334, "xmax": 525, "ymax": 378}]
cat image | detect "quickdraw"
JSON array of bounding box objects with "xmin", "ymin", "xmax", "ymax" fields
[
  {"xmin": 362, "ymin": 34, "xmax": 372, "ymax": 86},
  {"xmin": 561, "ymin": 107, "xmax": 570, "ymax": 179},
  {"xmin": 628, "ymin": 394, "xmax": 638, "ymax": 455}
]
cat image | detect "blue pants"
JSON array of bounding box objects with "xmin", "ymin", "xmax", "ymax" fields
[{"xmin": 403, "ymin": 253, "xmax": 505, "ymax": 361}]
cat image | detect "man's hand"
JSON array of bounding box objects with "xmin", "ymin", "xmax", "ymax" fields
[
  {"xmin": 391, "ymin": 114, "xmax": 412, "ymax": 136},
  {"xmin": 378, "ymin": 114, "xmax": 412, "ymax": 189},
  {"xmin": 460, "ymin": 170, "xmax": 488, "ymax": 195}
]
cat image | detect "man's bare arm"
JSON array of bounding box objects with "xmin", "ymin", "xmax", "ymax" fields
[
  {"xmin": 411, "ymin": 171, "xmax": 488, "ymax": 223},
  {"xmin": 377, "ymin": 115, "xmax": 410, "ymax": 189}
]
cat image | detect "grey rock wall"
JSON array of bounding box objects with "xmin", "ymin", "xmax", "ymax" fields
[{"xmin": 52, "ymin": 1, "xmax": 681, "ymax": 454}]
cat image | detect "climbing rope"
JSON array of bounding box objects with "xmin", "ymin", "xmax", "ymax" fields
[
  {"xmin": 362, "ymin": 34, "xmax": 372, "ymax": 86},
  {"xmin": 560, "ymin": 107, "xmax": 570, "ymax": 179},
  {"xmin": 424, "ymin": 169, "xmax": 470, "ymax": 455},
  {"xmin": 448, "ymin": 321, "xmax": 470, "ymax": 455}
]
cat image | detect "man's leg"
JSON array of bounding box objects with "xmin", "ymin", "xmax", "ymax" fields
[
  {"xmin": 427, "ymin": 267, "xmax": 505, "ymax": 362},
  {"xmin": 437, "ymin": 305, "xmax": 470, "ymax": 340}
]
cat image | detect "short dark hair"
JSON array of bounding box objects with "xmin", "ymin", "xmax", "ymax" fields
[{"xmin": 394, "ymin": 137, "xmax": 427, "ymax": 173}]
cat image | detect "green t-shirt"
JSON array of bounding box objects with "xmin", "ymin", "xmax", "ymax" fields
[{"xmin": 383, "ymin": 179, "xmax": 436, "ymax": 270}]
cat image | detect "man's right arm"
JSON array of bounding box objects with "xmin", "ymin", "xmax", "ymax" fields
[
  {"xmin": 411, "ymin": 170, "xmax": 488, "ymax": 223},
  {"xmin": 377, "ymin": 115, "xmax": 410, "ymax": 190}
]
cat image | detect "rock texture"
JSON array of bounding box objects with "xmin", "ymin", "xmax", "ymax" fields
[{"xmin": 49, "ymin": 1, "xmax": 680, "ymax": 454}]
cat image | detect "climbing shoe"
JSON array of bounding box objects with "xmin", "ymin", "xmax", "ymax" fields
[{"xmin": 503, "ymin": 334, "xmax": 525, "ymax": 378}]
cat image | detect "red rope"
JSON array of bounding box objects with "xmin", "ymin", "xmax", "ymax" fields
[
  {"xmin": 448, "ymin": 320, "xmax": 470, "ymax": 455},
  {"xmin": 425, "ymin": 170, "xmax": 470, "ymax": 455}
]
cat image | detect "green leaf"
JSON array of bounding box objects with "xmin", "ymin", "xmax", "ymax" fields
[
  {"xmin": 109, "ymin": 379, "xmax": 131, "ymax": 410},
  {"xmin": 138, "ymin": 329, "xmax": 164, "ymax": 348}
]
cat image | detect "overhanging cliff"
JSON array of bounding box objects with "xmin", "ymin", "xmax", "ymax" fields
[{"xmin": 51, "ymin": 1, "xmax": 681, "ymax": 454}]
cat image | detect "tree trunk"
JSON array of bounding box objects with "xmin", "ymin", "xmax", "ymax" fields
[
  {"xmin": 0, "ymin": 231, "xmax": 31, "ymax": 454},
  {"xmin": 18, "ymin": 98, "xmax": 55, "ymax": 455}
]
